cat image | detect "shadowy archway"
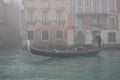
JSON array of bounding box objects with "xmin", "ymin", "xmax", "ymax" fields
[{"xmin": 75, "ymin": 31, "xmax": 85, "ymax": 45}]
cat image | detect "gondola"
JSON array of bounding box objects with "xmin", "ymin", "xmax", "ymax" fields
[{"xmin": 30, "ymin": 46, "xmax": 101, "ymax": 57}]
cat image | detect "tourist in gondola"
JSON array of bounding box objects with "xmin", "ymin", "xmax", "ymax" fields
[{"xmin": 77, "ymin": 47, "xmax": 88, "ymax": 51}]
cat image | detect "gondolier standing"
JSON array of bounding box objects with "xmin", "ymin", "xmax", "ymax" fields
[{"xmin": 95, "ymin": 33, "xmax": 102, "ymax": 48}]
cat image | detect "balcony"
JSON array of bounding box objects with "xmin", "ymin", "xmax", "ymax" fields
[
  {"xmin": 91, "ymin": 23, "xmax": 103, "ymax": 30},
  {"xmin": 24, "ymin": 20, "xmax": 37, "ymax": 25},
  {"xmin": 39, "ymin": 20, "xmax": 51, "ymax": 26},
  {"xmin": 76, "ymin": 7, "xmax": 116, "ymax": 15},
  {"xmin": 54, "ymin": 20, "xmax": 65, "ymax": 26}
]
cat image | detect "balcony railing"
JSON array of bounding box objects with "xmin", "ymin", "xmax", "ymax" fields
[
  {"xmin": 54, "ymin": 20, "xmax": 65, "ymax": 26},
  {"xmin": 76, "ymin": 7, "xmax": 116, "ymax": 14},
  {"xmin": 24, "ymin": 20, "xmax": 66, "ymax": 26},
  {"xmin": 24, "ymin": 20, "xmax": 37, "ymax": 25},
  {"xmin": 91, "ymin": 24, "xmax": 102, "ymax": 28},
  {"xmin": 39, "ymin": 20, "xmax": 51, "ymax": 26}
]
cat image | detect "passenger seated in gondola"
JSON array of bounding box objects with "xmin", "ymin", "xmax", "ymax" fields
[
  {"xmin": 82, "ymin": 47, "xmax": 88, "ymax": 51},
  {"xmin": 54, "ymin": 49, "xmax": 59, "ymax": 52},
  {"xmin": 74, "ymin": 48, "xmax": 78, "ymax": 51},
  {"xmin": 77, "ymin": 47, "xmax": 88, "ymax": 51}
]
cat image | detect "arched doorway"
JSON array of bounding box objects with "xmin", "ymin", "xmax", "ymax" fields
[{"xmin": 75, "ymin": 31, "xmax": 85, "ymax": 45}]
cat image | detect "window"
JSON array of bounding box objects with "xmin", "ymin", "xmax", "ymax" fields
[
  {"xmin": 85, "ymin": 0, "xmax": 91, "ymax": 8},
  {"xmin": 109, "ymin": 0, "xmax": 115, "ymax": 12},
  {"xmin": 77, "ymin": 0, "xmax": 83, "ymax": 8},
  {"xmin": 108, "ymin": 16, "xmax": 116, "ymax": 27},
  {"xmin": 92, "ymin": 17, "xmax": 100, "ymax": 27},
  {"xmin": 56, "ymin": 10, "xmax": 63, "ymax": 21},
  {"xmin": 27, "ymin": 8, "xmax": 36, "ymax": 25},
  {"xmin": 77, "ymin": 17, "xmax": 84, "ymax": 26},
  {"xmin": 56, "ymin": 31, "xmax": 63, "ymax": 38},
  {"xmin": 101, "ymin": 0, "xmax": 107, "ymax": 13},
  {"xmin": 0, "ymin": 5, "xmax": 2, "ymax": 18},
  {"xmin": 108, "ymin": 32, "xmax": 116, "ymax": 42},
  {"xmin": 56, "ymin": 9, "xmax": 64, "ymax": 25},
  {"xmin": 93, "ymin": 0, "xmax": 99, "ymax": 8},
  {"xmin": 42, "ymin": 31, "xmax": 49, "ymax": 40},
  {"xmin": 42, "ymin": 9, "xmax": 49, "ymax": 25},
  {"xmin": 27, "ymin": 31, "xmax": 34, "ymax": 40},
  {"xmin": 69, "ymin": 0, "xmax": 75, "ymax": 10},
  {"xmin": 93, "ymin": 0, "xmax": 99, "ymax": 12}
]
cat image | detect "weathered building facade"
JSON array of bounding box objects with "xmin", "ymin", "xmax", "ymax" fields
[
  {"xmin": 0, "ymin": 0, "xmax": 5, "ymax": 47},
  {"xmin": 5, "ymin": 1, "xmax": 22, "ymax": 47},
  {"xmin": 22, "ymin": 0, "xmax": 120, "ymax": 47},
  {"xmin": 69, "ymin": 0, "xmax": 120, "ymax": 47},
  {"xmin": 22, "ymin": 0, "xmax": 69, "ymax": 47},
  {"xmin": 0, "ymin": 0, "xmax": 22, "ymax": 48}
]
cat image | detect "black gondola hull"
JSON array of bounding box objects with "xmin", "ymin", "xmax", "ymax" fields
[{"xmin": 30, "ymin": 46, "xmax": 101, "ymax": 57}]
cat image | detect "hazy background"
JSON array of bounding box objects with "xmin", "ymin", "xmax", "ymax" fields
[
  {"xmin": 4, "ymin": 0, "xmax": 23, "ymax": 8},
  {"xmin": 4, "ymin": 0, "xmax": 22, "ymax": 3}
]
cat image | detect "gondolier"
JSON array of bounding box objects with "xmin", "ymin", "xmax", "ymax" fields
[{"xmin": 95, "ymin": 33, "xmax": 102, "ymax": 48}]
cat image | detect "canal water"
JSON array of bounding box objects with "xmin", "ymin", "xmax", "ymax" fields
[{"xmin": 0, "ymin": 48, "xmax": 120, "ymax": 80}]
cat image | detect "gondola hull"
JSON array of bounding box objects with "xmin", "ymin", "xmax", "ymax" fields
[{"xmin": 30, "ymin": 46, "xmax": 101, "ymax": 57}]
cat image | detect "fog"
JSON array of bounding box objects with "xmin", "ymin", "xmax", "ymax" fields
[
  {"xmin": 4, "ymin": 0, "xmax": 22, "ymax": 3},
  {"xmin": 0, "ymin": 1, "xmax": 120, "ymax": 80},
  {"xmin": 0, "ymin": 0, "xmax": 22, "ymax": 48},
  {"xmin": 4, "ymin": 0, "xmax": 23, "ymax": 8},
  {"xmin": 0, "ymin": 0, "xmax": 120, "ymax": 49}
]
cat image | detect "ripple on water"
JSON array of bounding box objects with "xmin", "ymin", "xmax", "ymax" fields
[{"xmin": 0, "ymin": 49, "xmax": 120, "ymax": 80}]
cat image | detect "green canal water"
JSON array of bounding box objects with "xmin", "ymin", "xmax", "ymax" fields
[{"xmin": 0, "ymin": 48, "xmax": 120, "ymax": 80}]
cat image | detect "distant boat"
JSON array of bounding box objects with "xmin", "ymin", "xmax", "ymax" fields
[{"xmin": 30, "ymin": 46, "xmax": 101, "ymax": 57}]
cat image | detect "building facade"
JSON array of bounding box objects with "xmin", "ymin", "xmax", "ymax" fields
[
  {"xmin": 5, "ymin": 1, "xmax": 21, "ymax": 47},
  {"xmin": 22, "ymin": 0, "xmax": 120, "ymax": 47},
  {"xmin": 0, "ymin": 0, "xmax": 5, "ymax": 47},
  {"xmin": 4, "ymin": 1, "xmax": 22, "ymax": 47},
  {"xmin": 0, "ymin": 0, "xmax": 22, "ymax": 48},
  {"xmin": 68, "ymin": 0, "xmax": 120, "ymax": 46},
  {"xmin": 22, "ymin": 0, "xmax": 69, "ymax": 47}
]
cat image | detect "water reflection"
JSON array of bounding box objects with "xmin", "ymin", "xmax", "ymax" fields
[{"xmin": 0, "ymin": 49, "xmax": 120, "ymax": 80}]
